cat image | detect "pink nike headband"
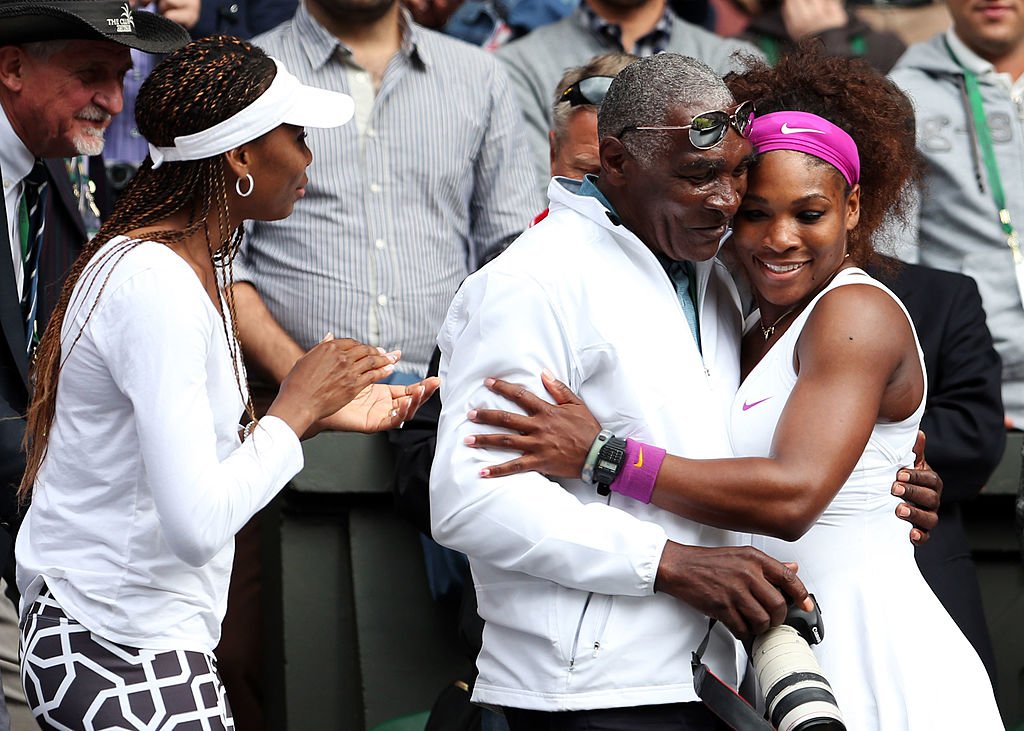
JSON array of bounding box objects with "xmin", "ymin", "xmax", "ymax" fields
[{"xmin": 748, "ymin": 111, "xmax": 860, "ymax": 186}]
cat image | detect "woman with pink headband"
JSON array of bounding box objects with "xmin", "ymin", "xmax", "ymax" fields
[{"xmin": 465, "ymin": 48, "xmax": 1001, "ymax": 728}]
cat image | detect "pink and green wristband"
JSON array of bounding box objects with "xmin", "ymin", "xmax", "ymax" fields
[{"xmin": 611, "ymin": 438, "xmax": 666, "ymax": 504}]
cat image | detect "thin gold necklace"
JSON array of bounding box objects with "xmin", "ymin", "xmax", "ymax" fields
[
  {"xmin": 757, "ymin": 261, "xmax": 853, "ymax": 341},
  {"xmin": 759, "ymin": 307, "xmax": 798, "ymax": 341}
]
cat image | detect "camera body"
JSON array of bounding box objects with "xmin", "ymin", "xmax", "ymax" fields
[{"xmin": 750, "ymin": 595, "xmax": 845, "ymax": 731}]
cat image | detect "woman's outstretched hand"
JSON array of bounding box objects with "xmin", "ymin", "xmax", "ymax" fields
[
  {"xmin": 311, "ymin": 377, "xmax": 441, "ymax": 436},
  {"xmin": 268, "ymin": 334, "xmax": 403, "ymax": 437},
  {"xmin": 466, "ymin": 369, "xmax": 602, "ymax": 479}
]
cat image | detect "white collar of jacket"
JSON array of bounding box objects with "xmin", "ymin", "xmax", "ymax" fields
[
  {"xmin": 540, "ymin": 175, "xmax": 745, "ymax": 384},
  {"xmin": 545, "ymin": 175, "xmax": 743, "ymax": 313}
]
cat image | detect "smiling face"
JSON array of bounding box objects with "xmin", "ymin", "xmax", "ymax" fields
[
  {"xmin": 948, "ymin": 0, "xmax": 1024, "ymax": 61},
  {"xmin": 234, "ymin": 123, "xmax": 314, "ymax": 221},
  {"xmin": 0, "ymin": 40, "xmax": 131, "ymax": 158},
  {"xmin": 608, "ymin": 102, "xmax": 754, "ymax": 263},
  {"xmin": 731, "ymin": 150, "xmax": 860, "ymax": 317}
]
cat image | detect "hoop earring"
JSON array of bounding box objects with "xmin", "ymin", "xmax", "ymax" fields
[{"xmin": 235, "ymin": 173, "xmax": 254, "ymax": 198}]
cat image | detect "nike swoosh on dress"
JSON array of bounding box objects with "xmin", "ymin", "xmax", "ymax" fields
[{"xmin": 742, "ymin": 397, "xmax": 773, "ymax": 411}]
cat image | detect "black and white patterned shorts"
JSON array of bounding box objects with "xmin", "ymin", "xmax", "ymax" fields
[{"xmin": 20, "ymin": 590, "xmax": 235, "ymax": 730}]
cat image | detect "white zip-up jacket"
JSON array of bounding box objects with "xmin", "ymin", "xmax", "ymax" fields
[{"xmin": 430, "ymin": 178, "xmax": 746, "ymax": 711}]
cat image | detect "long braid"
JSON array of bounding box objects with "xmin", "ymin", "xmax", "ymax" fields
[{"xmin": 20, "ymin": 35, "xmax": 273, "ymax": 500}]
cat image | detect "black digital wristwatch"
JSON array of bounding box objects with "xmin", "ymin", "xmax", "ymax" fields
[{"xmin": 593, "ymin": 436, "xmax": 627, "ymax": 495}]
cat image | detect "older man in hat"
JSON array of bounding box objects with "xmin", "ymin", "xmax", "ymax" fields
[{"xmin": 0, "ymin": 2, "xmax": 187, "ymax": 726}]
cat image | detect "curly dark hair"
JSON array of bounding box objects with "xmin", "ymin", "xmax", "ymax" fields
[
  {"xmin": 725, "ymin": 42, "xmax": 920, "ymax": 267},
  {"xmin": 21, "ymin": 35, "xmax": 276, "ymax": 499}
]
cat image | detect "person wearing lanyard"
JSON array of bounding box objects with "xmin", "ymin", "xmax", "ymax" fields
[
  {"xmin": 891, "ymin": 0, "xmax": 1024, "ymax": 433},
  {"xmin": 891, "ymin": 3, "xmax": 1024, "ymax": 689}
]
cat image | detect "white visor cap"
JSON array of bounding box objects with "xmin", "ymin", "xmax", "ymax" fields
[{"xmin": 149, "ymin": 57, "xmax": 354, "ymax": 168}]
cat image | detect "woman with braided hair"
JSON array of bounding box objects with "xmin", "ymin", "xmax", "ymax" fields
[{"xmin": 15, "ymin": 35, "xmax": 436, "ymax": 730}]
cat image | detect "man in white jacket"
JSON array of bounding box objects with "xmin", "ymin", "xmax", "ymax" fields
[{"xmin": 430, "ymin": 53, "xmax": 808, "ymax": 730}]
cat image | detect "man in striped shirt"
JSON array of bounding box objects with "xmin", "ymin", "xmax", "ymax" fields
[
  {"xmin": 231, "ymin": 0, "xmax": 541, "ymax": 387},
  {"xmin": 221, "ymin": 1, "xmax": 539, "ymax": 725}
]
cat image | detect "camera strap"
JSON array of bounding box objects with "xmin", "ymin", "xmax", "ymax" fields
[{"xmin": 692, "ymin": 619, "xmax": 774, "ymax": 731}]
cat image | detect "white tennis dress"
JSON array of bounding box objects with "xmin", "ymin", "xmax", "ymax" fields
[{"xmin": 729, "ymin": 267, "xmax": 1002, "ymax": 730}]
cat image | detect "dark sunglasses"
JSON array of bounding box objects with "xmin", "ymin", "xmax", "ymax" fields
[
  {"xmin": 621, "ymin": 100, "xmax": 756, "ymax": 150},
  {"xmin": 560, "ymin": 75, "xmax": 615, "ymax": 108}
]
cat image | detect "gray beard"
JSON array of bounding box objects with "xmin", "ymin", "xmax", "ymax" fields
[{"xmin": 73, "ymin": 128, "xmax": 105, "ymax": 157}]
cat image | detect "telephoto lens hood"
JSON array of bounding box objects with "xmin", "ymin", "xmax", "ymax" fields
[{"xmin": 751, "ymin": 595, "xmax": 846, "ymax": 731}]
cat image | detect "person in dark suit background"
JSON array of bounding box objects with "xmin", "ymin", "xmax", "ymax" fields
[
  {"xmin": 36, "ymin": 156, "xmax": 113, "ymax": 335},
  {"xmin": 870, "ymin": 256, "xmax": 1005, "ymax": 686},
  {"xmin": 0, "ymin": 156, "xmax": 112, "ymax": 608}
]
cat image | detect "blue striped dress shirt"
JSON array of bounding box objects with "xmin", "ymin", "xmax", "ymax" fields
[{"xmin": 236, "ymin": 4, "xmax": 543, "ymax": 375}]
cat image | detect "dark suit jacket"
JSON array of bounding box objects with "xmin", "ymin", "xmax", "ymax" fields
[
  {"xmin": 0, "ymin": 155, "xmax": 110, "ymax": 545},
  {"xmin": 0, "ymin": 169, "xmax": 30, "ymax": 532},
  {"xmin": 38, "ymin": 157, "xmax": 111, "ymax": 330},
  {"xmin": 871, "ymin": 256, "xmax": 1004, "ymax": 682}
]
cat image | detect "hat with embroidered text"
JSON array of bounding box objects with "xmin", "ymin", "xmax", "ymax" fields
[{"xmin": 0, "ymin": 0, "xmax": 190, "ymax": 53}]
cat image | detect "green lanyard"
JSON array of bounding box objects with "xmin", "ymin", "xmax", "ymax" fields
[
  {"xmin": 758, "ymin": 34, "xmax": 865, "ymax": 66},
  {"xmin": 944, "ymin": 37, "xmax": 1023, "ymax": 264}
]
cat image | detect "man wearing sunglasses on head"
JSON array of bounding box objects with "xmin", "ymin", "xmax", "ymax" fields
[{"xmin": 431, "ymin": 53, "xmax": 807, "ymax": 731}]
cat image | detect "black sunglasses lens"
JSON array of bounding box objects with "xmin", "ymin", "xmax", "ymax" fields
[
  {"xmin": 735, "ymin": 102, "xmax": 755, "ymax": 137},
  {"xmin": 569, "ymin": 76, "xmax": 614, "ymax": 107},
  {"xmin": 688, "ymin": 112, "xmax": 728, "ymax": 149}
]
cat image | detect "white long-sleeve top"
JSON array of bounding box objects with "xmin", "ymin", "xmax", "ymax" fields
[
  {"xmin": 16, "ymin": 237, "xmax": 303, "ymax": 652},
  {"xmin": 430, "ymin": 178, "xmax": 748, "ymax": 710}
]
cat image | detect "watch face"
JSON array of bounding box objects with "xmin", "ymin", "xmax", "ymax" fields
[{"xmin": 597, "ymin": 458, "xmax": 616, "ymax": 471}]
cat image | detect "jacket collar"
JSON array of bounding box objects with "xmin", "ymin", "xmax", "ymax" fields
[
  {"xmin": 893, "ymin": 32, "xmax": 962, "ymax": 76},
  {"xmin": 545, "ymin": 175, "xmax": 723, "ymax": 294},
  {"xmin": 945, "ymin": 28, "xmax": 994, "ymax": 77}
]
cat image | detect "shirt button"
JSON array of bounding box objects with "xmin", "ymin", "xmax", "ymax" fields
[
  {"xmin": 366, "ymin": 127, "xmax": 377, "ymax": 138},
  {"xmin": 374, "ymin": 238, "xmax": 386, "ymax": 250},
  {"xmin": 369, "ymin": 183, "xmax": 382, "ymax": 193},
  {"xmin": 377, "ymin": 294, "xmax": 389, "ymax": 306}
]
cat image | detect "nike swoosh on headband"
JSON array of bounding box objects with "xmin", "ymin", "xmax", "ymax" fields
[
  {"xmin": 781, "ymin": 123, "xmax": 826, "ymax": 135},
  {"xmin": 742, "ymin": 397, "xmax": 773, "ymax": 411}
]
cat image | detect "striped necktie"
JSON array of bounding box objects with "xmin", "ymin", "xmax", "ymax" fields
[{"xmin": 19, "ymin": 161, "xmax": 49, "ymax": 354}]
